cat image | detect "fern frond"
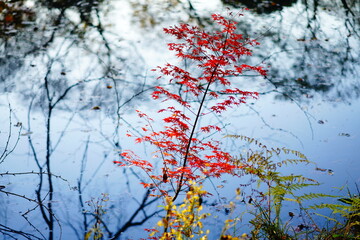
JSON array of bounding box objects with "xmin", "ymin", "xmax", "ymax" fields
[
  {"xmin": 314, "ymin": 212, "xmax": 339, "ymax": 223},
  {"xmin": 283, "ymin": 197, "xmax": 299, "ymax": 203},
  {"xmin": 281, "ymin": 148, "xmax": 307, "ymax": 159},
  {"xmin": 286, "ymin": 183, "xmax": 319, "ymax": 192},
  {"xmin": 278, "ymin": 158, "xmax": 311, "ymax": 167},
  {"xmin": 297, "ymin": 193, "xmax": 336, "ymax": 202}
]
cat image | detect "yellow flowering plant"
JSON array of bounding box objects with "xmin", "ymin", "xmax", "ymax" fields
[{"xmin": 150, "ymin": 182, "xmax": 210, "ymax": 240}]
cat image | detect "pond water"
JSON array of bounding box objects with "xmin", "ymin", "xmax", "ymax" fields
[{"xmin": 0, "ymin": 0, "xmax": 359, "ymax": 239}]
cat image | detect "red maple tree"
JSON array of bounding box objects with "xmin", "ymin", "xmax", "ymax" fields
[{"xmin": 115, "ymin": 12, "xmax": 266, "ymax": 201}]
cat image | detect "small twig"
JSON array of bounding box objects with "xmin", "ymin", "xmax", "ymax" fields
[
  {"xmin": 0, "ymin": 223, "xmax": 43, "ymax": 240},
  {"xmin": 0, "ymin": 171, "xmax": 68, "ymax": 182},
  {"xmin": 0, "ymin": 189, "xmax": 40, "ymax": 204},
  {"xmin": 0, "ymin": 103, "xmax": 22, "ymax": 164},
  {"xmin": 110, "ymin": 189, "xmax": 162, "ymax": 239}
]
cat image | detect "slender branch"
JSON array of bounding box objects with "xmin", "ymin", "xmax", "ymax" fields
[
  {"xmin": 21, "ymin": 205, "xmax": 48, "ymax": 240},
  {"xmin": 78, "ymin": 136, "xmax": 90, "ymax": 234},
  {"xmin": 110, "ymin": 189, "xmax": 161, "ymax": 239},
  {"xmin": 0, "ymin": 189, "xmax": 41, "ymax": 204},
  {"xmin": 0, "ymin": 224, "xmax": 43, "ymax": 240},
  {"xmin": 172, "ymin": 63, "xmax": 220, "ymax": 201},
  {"xmin": 171, "ymin": 23, "xmax": 234, "ymax": 201},
  {"xmin": 0, "ymin": 103, "xmax": 22, "ymax": 164}
]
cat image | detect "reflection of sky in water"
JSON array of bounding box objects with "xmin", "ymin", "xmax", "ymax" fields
[{"xmin": 0, "ymin": 0, "xmax": 359, "ymax": 239}]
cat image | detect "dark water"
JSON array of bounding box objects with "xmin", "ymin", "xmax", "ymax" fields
[{"xmin": 0, "ymin": 0, "xmax": 359, "ymax": 239}]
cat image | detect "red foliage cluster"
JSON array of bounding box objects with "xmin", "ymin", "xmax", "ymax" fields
[{"xmin": 114, "ymin": 13, "xmax": 266, "ymax": 199}]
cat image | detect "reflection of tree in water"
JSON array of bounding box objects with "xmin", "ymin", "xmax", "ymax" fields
[
  {"xmin": 0, "ymin": 1, "xmax": 36, "ymax": 37},
  {"xmin": 40, "ymin": 0, "xmax": 104, "ymax": 23},
  {"xmin": 0, "ymin": 0, "xmax": 116, "ymax": 75},
  {"xmin": 1, "ymin": 0, "xmax": 360, "ymax": 239},
  {"xmin": 222, "ymin": 0, "xmax": 297, "ymax": 14},
  {"xmin": 0, "ymin": 1, "xmax": 160, "ymax": 239},
  {"xmin": 228, "ymin": 0, "xmax": 360, "ymax": 102},
  {"xmin": 117, "ymin": 0, "xmax": 360, "ymax": 103},
  {"xmin": 1, "ymin": 0, "xmax": 360, "ymax": 103},
  {"xmin": 0, "ymin": 0, "xmax": 151, "ymax": 110},
  {"xmin": 267, "ymin": 0, "xmax": 360, "ymax": 102},
  {"xmin": 0, "ymin": 0, "xmax": 35, "ymax": 82}
]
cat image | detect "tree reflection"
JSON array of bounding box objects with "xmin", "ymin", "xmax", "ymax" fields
[
  {"xmin": 1, "ymin": 0, "xmax": 360, "ymax": 239},
  {"xmin": 120, "ymin": 0, "xmax": 360, "ymax": 103},
  {"xmin": 1, "ymin": 0, "xmax": 118, "ymax": 84},
  {"xmin": 264, "ymin": 0, "xmax": 360, "ymax": 102},
  {"xmin": 0, "ymin": 1, "xmax": 36, "ymax": 37},
  {"xmin": 1, "ymin": 0, "xmax": 161, "ymax": 239},
  {"xmin": 0, "ymin": 49, "xmax": 160, "ymax": 239},
  {"xmin": 223, "ymin": 0, "xmax": 360, "ymax": 102},
  {"xmin": 222, "ymin": 0, "xmax": 297, "ymax": 14},
  {"xmin": 2, "ymin": 0, "xmax": 359, "ymax": 103},
  {"xmin": 39, "ymin": 0, "xmax": 104, "ymax": 24}
]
